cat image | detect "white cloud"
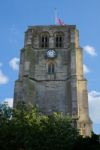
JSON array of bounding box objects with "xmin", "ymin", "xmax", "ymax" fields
[
  {"xmin": 4, "ymin": 98, "xmax": 13, "ymax": 108},
  {"xmin": 83, "ymin": 45, "xmax": 97, "ymax": 56},
  {"xmin": 0, "ymin": 69, "xmax": 9, "ymax": 84},
  {"xmin": 9, "ymin": 57, "xmax": 19, "ymax": 71},
  {"xmin": 83, "ymin": 64, "xmax": 90, "ymax": 74},
  {"xmin": 88, "ymin": 91, "xmax": 100, "ymax": 124}
]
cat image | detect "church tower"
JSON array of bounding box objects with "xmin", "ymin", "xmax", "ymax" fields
[{"xmin": 14, "ymin": 25, "xmax": 92, "ymax": 137}]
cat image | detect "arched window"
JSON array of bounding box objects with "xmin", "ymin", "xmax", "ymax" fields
[
  {"xmin": 55, "ymin": 32, "xmax": 64, "ymax": 48},
  {"xmin": 40, "ymin": 32, "xmax": 49, "ymax": 48},
  {"xmin": 48, "ymin": 63, "xmax": 55, "ymax": 74}
]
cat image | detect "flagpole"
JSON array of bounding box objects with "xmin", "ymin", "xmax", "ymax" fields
[{"xmin": 54, "ymin": 8, "xmax": 57, "ymax": 25}]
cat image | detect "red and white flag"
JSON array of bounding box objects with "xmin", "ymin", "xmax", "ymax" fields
[
  {"xmin": 56, "ymin": 17, "xmax": 65, "ymax": 26},
  {"xmin": 54, "ymin": 8, "xmax": 65, "ymax": 26}
]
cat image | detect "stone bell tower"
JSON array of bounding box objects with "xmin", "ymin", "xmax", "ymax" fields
[{"xmin": 14, "ymin": 25, "xmax": 92, "ymax": 137}]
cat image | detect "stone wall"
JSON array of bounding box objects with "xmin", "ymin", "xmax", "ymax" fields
[{"xmin": 14, "ymin": 25, "xmax": 92, "ymax": 137}]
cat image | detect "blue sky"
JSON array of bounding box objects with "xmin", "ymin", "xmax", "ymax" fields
[{"xmin": 0, "ymin": 0, "xmax": 100, "ymax": 134}]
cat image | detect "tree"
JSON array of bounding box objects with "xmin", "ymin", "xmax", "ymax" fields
[
  {"xmin": 0, "ymin": 102, "xmax": 79, "ymax": 150},
  {"xmin": 73, "ymin": 132, "xmax": 100, "ymax": 150},
  {"xmin": 0, "ymin": 102, "xmax": 12, "ymax": 118},
  {"xmin": 0, "ymin": 101, "xmax": 100, "ymax": 150}
]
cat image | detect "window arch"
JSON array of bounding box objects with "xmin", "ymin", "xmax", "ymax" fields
[
  {"xmin": 48, "ymin": 63, "xmax": 55, "ymax": 74},
  {"xmin": 54, "ymin": 32, "xmax": 64, "ymax": 48},
  {"xmin": 40, "ymin": 32, "xmax": 49, "ymax": 48}
]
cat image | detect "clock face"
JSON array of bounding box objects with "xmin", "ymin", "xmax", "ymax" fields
[{"xmin": 47, "ymin": 50, "xmax": 56, "ymax": 58}]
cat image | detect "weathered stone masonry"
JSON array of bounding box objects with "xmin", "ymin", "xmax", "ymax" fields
[{"xmin": 14, "ymin": 25, "xmax": 92, "ymax": 137}]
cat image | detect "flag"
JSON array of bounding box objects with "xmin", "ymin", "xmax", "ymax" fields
[{"xmin": 56, "ymin": 17, "xmax": 65, "ymax": 26}]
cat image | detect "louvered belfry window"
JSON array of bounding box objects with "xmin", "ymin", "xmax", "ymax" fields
[
  {"xmin": 55, "ymin": 32, "xmax": 64, "ymax": 48},
  {"xmin": 41, "ymin": 32, "xmax": 49, "ymax": 48}
]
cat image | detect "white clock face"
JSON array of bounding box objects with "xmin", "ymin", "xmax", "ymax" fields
[{"xmin": 47, "ymin": 50, "xmax": 56, "ymax": 58}]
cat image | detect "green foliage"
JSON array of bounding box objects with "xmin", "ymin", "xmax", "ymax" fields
[
  {"xmin": 0, "ymin": 102, "xmax": 12, "ymax": 122},
  {"xmin": 0, "ymin": 101, "xmax": 100, "ymax": 150},
  {"xmin": 0, "ymin": 102, "xmax": 78, "ymax": 150},
  {"xmin": 73, "ymin": 132, "xmax": 100, "ymax": 150}
]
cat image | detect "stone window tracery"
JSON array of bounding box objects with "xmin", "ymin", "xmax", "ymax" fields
[
  {"xmin": 54, "ymin": 32, "xmax": 64, "ymax": 48},
  {"xmin": 40, "ymin": 32, "xmax": 49, "ymax": 48},
  {"xmin": 48, "ymin": 63, "xmax": 55, "ymax": 74}
]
